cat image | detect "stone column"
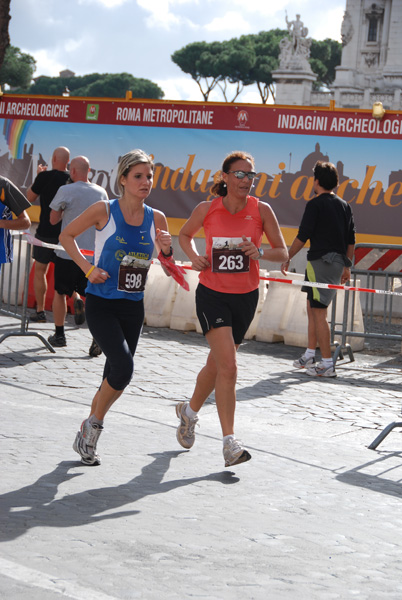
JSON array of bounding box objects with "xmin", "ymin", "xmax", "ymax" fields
[
  {"xmin": 383, "ymin": 0, "xmax": 402, "ymax": 89},
  {"xmin": 333, "ymin": 0, "xmax": 362, "ymax": 92},
  {"xmin": 273, "ymin": 71, "xmax": 317, "ymax": 106}
]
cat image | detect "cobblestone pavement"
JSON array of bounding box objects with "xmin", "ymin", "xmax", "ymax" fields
[{"xmin": 1, "ymin": 311, "xmax": 402, "ymax": 600}]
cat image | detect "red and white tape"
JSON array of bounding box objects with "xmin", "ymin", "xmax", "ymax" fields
[
  {"xmin": 16, "ymin": 231, "xmax": 94, "ymax": 256},
  {"xmin": 179, "ymin": 264, "xmax": 402, "ymax": 298},
  {"xmin": 18, "ymin": 231, "xmax": 190, "ymax": 290},
  {"xmin": 260, "ymin": 274, "xmax": 402, "ymax": 298},
  {"xmin": 17, "ymin": 232, "xmax": 402, "ymax": 297}
]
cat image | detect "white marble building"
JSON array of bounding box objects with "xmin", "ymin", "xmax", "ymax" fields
[{"xmin": 274, "ymin": 1, "xmax": 402, "ymax": 109}]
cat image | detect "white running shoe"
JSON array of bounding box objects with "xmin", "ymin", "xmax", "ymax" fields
[
  {"xmin": 293, "ymin": 355, "xmax": 315, "ymax": 369},
  {"xmin": 306, "ymin": 361, "xmax": 336, "ymax": 378},
  {"xmin": 73, "ymin": 419, "xmax": 103, "ymax": 465},
  {"xmin": 175, "ymin": 401, "xmax": 199, "ymax": 449},
  {"xmin": 223, "ymin": 438, "xmax": 252, "ymax": 467}
]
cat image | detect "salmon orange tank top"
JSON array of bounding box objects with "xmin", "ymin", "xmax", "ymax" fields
[{"xmin": 199, "ymin": 196, "xmax": 263, "ymax": 294}]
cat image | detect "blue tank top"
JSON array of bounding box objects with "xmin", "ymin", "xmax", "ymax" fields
[{"xmin": 86, "ymin": 199, "xmax": 155, "ymax": 301}]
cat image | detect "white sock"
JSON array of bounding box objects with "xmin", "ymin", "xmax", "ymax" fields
[
  {"xmin": 223, "ymin": 434, "xmax": 235, "ymax": 446},
  {"xmin": 185, "ymin": 403, "xmax": 198, "ymax": 419},
  {"xmin": 321, "ymin": 358, "xmax": 334, "ymax": 368},
  {"xmin": 89, "ymin": 415, "xmax": 104, "ymax": 427},
  {"xmin": 304, "ymin": 348, "xmax": 316, "ymax": 359}
]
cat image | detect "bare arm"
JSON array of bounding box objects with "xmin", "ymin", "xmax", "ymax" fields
[
  {"xmin": 240, "ymin": 202, "xmax": 288, "ymax": 263},
  {"xmin": 49, "ymin": 208, "xmax": 63, "ymax": 225},
  {"xmin": 179, "ymin": 202, "xmax": 211, "ymax": 271},
  {"xmin": 153, "ymin": 210, "xmax": 173, "ymax": 256},
  {"xmin": 280, "ymin": 236, "xmax": 305, "ymax": 275},
  {"xmin": 341, "ymin": 243, "xmax": 355, "ymax": 285},
  {"xmin": 26, "ymin": 164, "xmax": 48, "ymax": 204},
  {"xmin": 260, "ymin": 203, "xmax": 288, "ymax": 263},
  {"xmin": 346, "ymin": 243, "xmax": 355, "ymax": 262},
  {"xmin": 59, "ymin": 201, "xmax": 109, "ymax": 284},
  {"xmin": 0, "ymin": 210, "xmax": 31, "ymax": 231},
  {"xmin": 26, "ymin": 187, "xmax": 38, "ymax": 204}
]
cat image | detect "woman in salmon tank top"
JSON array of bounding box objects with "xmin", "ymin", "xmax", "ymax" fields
[{"xmin": 176, "ymin": 150, "xmax": 288, "ymax": 467}]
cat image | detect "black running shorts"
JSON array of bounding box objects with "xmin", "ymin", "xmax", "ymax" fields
[
  {"xmin": 54, "ymin": 256, "xmax": 88, "ymax": 297},
  {"xmin": 195, "ymin": 283, "xmax": 258, "ymax": 344}
]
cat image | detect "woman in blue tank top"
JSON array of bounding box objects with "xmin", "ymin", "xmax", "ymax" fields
[{"xmin": 60, "ymin": 149, "xmax": 173, "ymax": 466}]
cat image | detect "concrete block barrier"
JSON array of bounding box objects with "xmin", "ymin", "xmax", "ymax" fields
[
  {"xmin": 256, "ymin": 271, "xmax": 308, "ymax": 346},
  {"xmin": 144, "ymin": 263, "xmax": 365, "ymax": 351},
  {"xmin": 170, "ymin": 266, "xmax": 199, "ymax": 331},
  {"xmin": 244, "ymin": 270, "xmax": 268, "ymax": 340},
  {"xmin": 256, "ymin": 271, "xmax": 365, "ymax": 351},
  {"xmin": 144, "ymin": 262, "xmax": 178, "ymax": 328},
  {"xmin": 1, "ymin": 239, "xmax": 31, "ymax": 306}
]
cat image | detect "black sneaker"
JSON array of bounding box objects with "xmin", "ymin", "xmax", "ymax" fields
[
  {"xmin": 48, "ymin": 333, "xmax": 67, "ymax": 347},
  {"xmin": 30, "ymin": 311, "xmax": 47, "ymax": 323},
  {"xmin": 89, "ymin": 338, "xmax": 102, "ymax": 357},
  {"xmin": 73, "ymin": 298, "xmax": 85, "ymax": 325}
]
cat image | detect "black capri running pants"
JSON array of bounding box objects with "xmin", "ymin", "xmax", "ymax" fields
[{"xmin": 85, "ymin": 293, "xmax": 144, "ymax": 391}]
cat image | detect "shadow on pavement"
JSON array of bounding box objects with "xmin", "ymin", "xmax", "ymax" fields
[
  {"xmin": 0, "ymin": 451, "xmax": 239, "ymax": 542},
  {"xmin": 236, "ymin": 369, "xmax": 402, "ymax": 401},
  {"xmin": 336, "ymin": 451, "xmax": 402, "ymax": 499}
]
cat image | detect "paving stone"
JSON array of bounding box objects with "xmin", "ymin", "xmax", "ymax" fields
[{"xmin": 2, "ymin": 313, "xmax": 402, "ymax": 599}]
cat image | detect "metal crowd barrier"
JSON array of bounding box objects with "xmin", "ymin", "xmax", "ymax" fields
[
  {"xmin": 329, "ymin": 290, "xmax": 356, "ymax": 364},
  {"xmin": 330, "ymin": 243, "xmax": 402, "ymax": 363},
  {"xmin": 0, "ymin": 234, "xmax": 55, "ymax": 353},
  {"xmin": 328, "ymin": 243, "xmax": 402, "ymax": 447}
]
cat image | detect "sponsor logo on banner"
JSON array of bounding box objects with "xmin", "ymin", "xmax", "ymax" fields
[
  {"xmin": 86, "ymin": 104, "xmax": 99, "ymax": 121},
  {"xmin": 236, "ymin": 109, "xmax": 249, "ymax": 129}
]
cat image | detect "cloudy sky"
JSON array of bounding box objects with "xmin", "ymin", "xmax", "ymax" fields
[{"xmin": 9, "ymin": 0, "xmax": 346, "ymax": 103}]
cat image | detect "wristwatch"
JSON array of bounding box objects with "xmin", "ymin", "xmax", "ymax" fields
[
  {"xmin": 253, "ymin": 247, "xmax": 264, "ymax": 260},
  {"xmin": 161, "ymin": 246, "xmax": 173, "ymax": 258}
]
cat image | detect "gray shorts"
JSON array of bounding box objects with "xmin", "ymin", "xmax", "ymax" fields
[{"xmin": 302, "ymin": 254, "xmax": 345, "ymax": 309}]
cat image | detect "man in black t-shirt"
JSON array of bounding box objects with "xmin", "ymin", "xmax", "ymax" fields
[
  {"xmin": 27, "ymin": 146, "xmax": 70, "ymax": 322},
  {"xmin": 281, "ymin": 161, "xmax": 356, "ymax": 378}
]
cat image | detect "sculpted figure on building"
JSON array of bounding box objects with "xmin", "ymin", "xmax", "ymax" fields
[{"xmin": 280, "ymin": 13, "xmax": 313, "ymax": 72}]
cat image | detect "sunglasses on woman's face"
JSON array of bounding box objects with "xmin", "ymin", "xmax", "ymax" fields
[{"xmin": 227, "ymin": 170, "xmax": 257, "ymax": 180}]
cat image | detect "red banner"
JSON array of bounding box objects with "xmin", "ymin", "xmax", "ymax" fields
[{"xmin": 1, "ymin": 96, "xmax": 401, "ymax": 140}]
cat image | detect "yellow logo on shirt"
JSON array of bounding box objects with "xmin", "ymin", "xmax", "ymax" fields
[{"xmin": 115, "ymin": 250, "xmax": 127, "ymax": 261}]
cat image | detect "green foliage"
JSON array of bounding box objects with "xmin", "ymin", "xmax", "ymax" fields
[
  {"xmin": 0, "ymin": 45, "xmax": 36, "ymax": 89},
  {"xmin": 172, "ymin": 30, "xmax": 342, "ymax": 103},
  {"xmin": 172, "ymin": 41, "xmax": 223, "ymax": 101},
  {"xmin": 173, "ymin": 37, "xmax": 259, "ymax": 102},
  {"xmin": 172, "ymin": 29, "xmax": 288, "ymax": 103},
  {"xmin": 242, "ymin": 29, "xmax": 287, "ymax": 102},
  {"xmin": 310, "ymin": 38, "xmax": 342, "ymax": 89},
  {"xmin": 0, "ymin": 0, "xmax": 11, "ymax": 71},
  {"xmin": 216, "ymin": 38, "xmax": 256, "ymax": 101},
  {"xmin": 16, "ymin": 72, "xmax": 164, "ymax": 99}
]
